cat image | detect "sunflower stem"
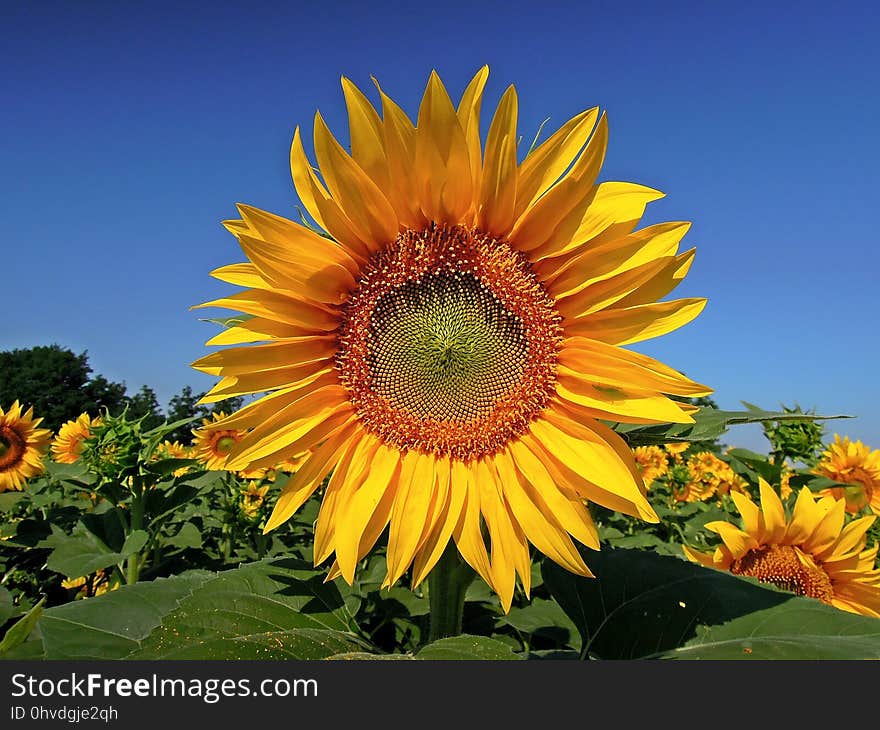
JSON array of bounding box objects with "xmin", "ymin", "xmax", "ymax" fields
[{"xmin": 427, "ymin": 543, "xmax": 475, "ymax": 642}]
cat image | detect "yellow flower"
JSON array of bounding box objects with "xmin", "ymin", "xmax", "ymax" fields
[
  {"xmin": 51, "ymin": 413, "xmax": 100, "ymax": 464},
  {"xmin": 191, "ymin": 412, "xmax": 244, "ymax": 470},
  {"xmin": 152, "ymin": 440, "xmax": 193, "ymax": 477},
  {"xmin": 674, "ymin": 476, "xmax": 716, "ymax": 503},
  {"xmin": 0, "ymin": 401, "xmax": 51, "ymax": 492},
  {"xmin": 62, "ymin": 569, "xmax": 115, "ymax": 598},
  {"xmin": 814, "ymin": 435, "xmax": 880, "ymax": 515},
  {"xmin": 687, "ymin": 451, "xmax": 748, "ymax": 497},
  {"xmin": 632, "ymin": 445, "xmax": 668, "ymax": 486},
  {"xmin": 241, "ymin": 480, "xmax": 270, "ymax": 518},
  {"xmin": 664, "ymin": 442, "xmax": 689, "ymax": 462},
  {"xmin": 277, "ymin": 452, "xmax": 309, "ymax": 473},
  {"xmin": 192, "ymin": 68, "xmax": 710, "ymax": 610},
  {"xmin": 684, "ymin": 480, "xmax": 880, "ymax": 617},
  {"xmin": 779, "ymin": 462, "xmax": 793, "ymax": 500}
]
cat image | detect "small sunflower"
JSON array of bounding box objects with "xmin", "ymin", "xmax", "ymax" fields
[
  {"xmin": 193, "ymin": 68, "xmax": 710, "ymax": 609},
  {"xmin": 664, "ymin": 442, "xmax": 689, "ymax": 462},
  {"xmin": 684, "ymin": 480, "xmax": 880, "ymax": 617},
  {"xmin": 191, "ymin": 412, "xmax": 244, "ymax": 470},
  {"xmin": 687, "ymin": 451, "xmax": 748, "ymax": 497},
  {"xmin": 241, "ymin": 480, "xmax": 270, "ymax": 518},
  {"xmin": 632, "ymin": 445, "xmax": 668, "ymax": 487},
  {"xmin": 0, "ymin": 401, "xmax": 51, "ymax": 492},
  {"xmin": 51, "ymin": 413, "xmax": 100, "ymax": 464},
  {"xmin": 813, "ymin": 435, "xmax": 880, "ymax": 515}
]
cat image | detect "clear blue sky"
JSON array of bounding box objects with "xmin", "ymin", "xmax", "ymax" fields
[{"xmin": 3, "ymin": 1, "xmax": 878, "ymax": 452}]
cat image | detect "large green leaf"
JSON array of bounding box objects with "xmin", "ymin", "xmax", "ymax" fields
[
  {"xmin": 415, "ymin": 635, "xmax": 523, "ymax": 660},
  {"xmin": 542, "ymin": 547, "xmax": 880, "ymax": 659},
  {"xmin": 43, "ymin": 523, "xmax": 131, "ymax": 578},
  {"xmin": 4, "ymin": 558, "xmax": 368, "ymax": 660},
  {"xmin": 616, "ymin": 405, "xmax": 849, "ymax": 446}
]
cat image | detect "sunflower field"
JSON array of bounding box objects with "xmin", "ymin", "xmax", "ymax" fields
[{"xmin": 4, "ymin": 68, "xmax": 880, "ymax": 661}]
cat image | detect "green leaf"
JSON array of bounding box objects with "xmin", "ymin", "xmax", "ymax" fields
[
  {"xmin": 616, "ymin": 406, "xmax": 850, "ymax": 447},
  {"xmin": 0, "ymin": 492, "xmax": 25, "ymax": 511},
  {"xmin": 0, "ymin": 586, "xmax": 14, "ymax": 626},
  {"xmin": 542, "ymin": 547, "xmax": 880, "ymax": 659},
  {"xmin": 120, "ymin": 530, "xmax": 148, "ymax": 559},
  {"xmin": 415, "ymin": 635, "xmax": 523, "ymax": 660},
  {"xmin": 4, "ymin": 558, "xmax": 368, "ymax": 660},
  {"xmin": 500, "ymin": 597, "xmax": 581, "ymax": 649},
  {"xmin": 44, "ymin": 524, "xmax": 126, "ymax": 578},
  {"xmin": 0, "ymin": 598, "xmax": 45, "ymax": 658},
  {"xmin": 165, "ymin": 522, "xmax": 203, "ymax": 549}
]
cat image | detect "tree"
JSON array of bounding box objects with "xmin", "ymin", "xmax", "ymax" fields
[
  {"xmin": 0, "ymin": 345, "xmax": 128, "ymax": 430},
  {"xmin": 125, "ymin": 385, "xmax": 164, "ymax": 431}
]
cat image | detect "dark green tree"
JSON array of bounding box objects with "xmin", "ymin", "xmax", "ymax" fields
[
  {"xmin": 125, "ymin": 385, "xmax": 164, "ymax": 431},
  {"xmin": 0, "ymin": 345, "xmax": 128, "ymax": 430}
]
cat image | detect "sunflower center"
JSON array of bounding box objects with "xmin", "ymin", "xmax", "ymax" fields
[
  {"xmin": 215, "ymin": 434, "xmax": 238, "ymax": 455},
  {"xmin": 0, "ymin": 427, "xmax": 26, "ymax": 471},
  {"xmin": 369, "ymin": 271, "xmax": 527, "ymax": 422},
  {"xmin": 337, "ymin": 224, "xmax": 562, "ymax": 461},
  {"xmin": 731, "ymin": 544, "xmax": 834, "ymax": 604}
]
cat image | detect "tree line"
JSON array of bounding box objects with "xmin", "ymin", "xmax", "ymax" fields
[{"xmin": 0, "ymin": 345, "xmax": 242, "ymax": 444}]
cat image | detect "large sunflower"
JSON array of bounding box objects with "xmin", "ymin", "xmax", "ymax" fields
[
  {"xmin": 0, "ymin": 401, "xmax": 51, "ymax": 492},
  {"xmin": 193, "ymin": 68, "xmax": 711, "ymax": 609},
  {"xmin": 51, "ymin": 413, "xmax": 100, "ymax": 464},
  {"xmin": 814, "ymin": 435, "xmax": 880, "ymax": 515},
  {"xmin": 684, "ymin": 480, "xmax": 880, "ymax": 617}
]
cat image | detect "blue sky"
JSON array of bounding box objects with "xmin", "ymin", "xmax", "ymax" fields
[{"xmin": 3, "ymin": 1, "xmax": 878, "ymax": 452}]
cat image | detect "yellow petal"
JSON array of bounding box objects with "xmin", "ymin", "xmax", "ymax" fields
[
  {"xmin": 556, "ymin": 367, "xmax": 695, "ymax": 424},
  {"xmin": 191, "ymin": 337, "xmax": 336, "ymax": 376},
  {"xmin": 529, "ymin": 413, "xmax": 656, "ymax": 521},
  {"xmin": 729, "ymin": 490, "xmax": 762, "ymax": 538},
  {"xmin": 514, "ymin": 108, "xmax": 599, "ymax": 220},
  {"xmin": 508, "ymin": 438, "xmax": 599, "ymax": 549},
  {"xmin": 451, "ymin": 460, "xmax": 493, "ymax": 586},
  {"xmin": 478, "ymin": 85, "xmax": 518, "ymax": 236},
  {"xmin": 414, "ymin": 71, "xmax": 473, "ymax": 222},
  {"xmin": 313, "ymin": 111, "xmax": 399, "ymax": 249},
  {"xmin": 534, "ymin": 180, "xmax": 663, "ymax": 261},
  {"xmin": 263, "ymin": 422, "xmax": 357, "ymax": 532},
  {"xmin": 384, "ymin": 451, "xmax": 437, "ymax": 588},
  {"xmin": 341, "ymin": 76, "xmax": 389, "ymax": 192},
  {"xmin": 289, "ymin": 126, "xmax": 374, "ymax": 260},
  {"xmin": 335, "ymin": 441, "xmax": 400, "ymax": 583},
  {"xmin": 193, "ymin": 288, "xmax": 340, "ymax": 331},
  {"xmin": 411, "ymin": 459, "xmax": 465, "ymax": 588},
  {"xmin": 455, "ymin": 65, "xmax": 490, "ymax": 213},
  {"xmin": 475, "ymin": 458, "xmax": 517, "ymax": 612},
  {"xmin": 705, "ymin": 521, "xmax": 758, "ymax": 559},
  {"xmin": 558, "ymin": 337, "xmax": 712, "ymax": 397},
  {"xmin": 565, "ymin": 298, "xmax": 708, "ymax": 345},
  {"xmin": 757, "ymin": 478, "xmax": 787, "ymax": 544},
  {"xmin": 611, "ymin": 249, "xmax": 696, "ymax": 310},
  {"xmin": 314, "ymin": 434, "xmax": 375, "ymax": 565},
  {"xmin": 539, "ymin": 221, "xmax": 691, "ymax": 297}
]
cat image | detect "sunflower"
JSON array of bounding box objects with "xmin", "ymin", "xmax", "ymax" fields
[
  {"xmin": 153, "ymin": 439, "xmax": 193, "ymax": 477},
  {"xmin": 191, "ymin": 412, "xmax": 243, "ymax": 470},
  {"xmin": 664, "ymin": 442, "xmax": 690, "ymax": 462},
  {"xmin": 813, "ymin": 435, "xmax": 880, "ymax": 515},
  {"xmin": 241, "ymin": 480, "xmax": 270, "ymax": 518},
  {"xmin": 632, "ymin": 445, "xmax": 668, "ymax": 487},
  {"xmin": 0, "ymin": 401, "xmax": 51, "ymax": 492},
  {"xmin": 687, "ymin": 451, "xmax": 748, "ymax": 497},
  {"xmin": 51, "ymin": 413, "xmax": 100, "ymax": 464},
  {"xmin": 192, "ymin": 67, "xmax": 710, "ymax": 609},
  {"xmin": 684, "ymin": 480, "xmax": 880, "ymax": 617}
]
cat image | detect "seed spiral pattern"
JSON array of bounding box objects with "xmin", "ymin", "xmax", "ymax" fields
[{"xmin": 336, "ymin": 224, "xmax": 563, "ymax": 461}]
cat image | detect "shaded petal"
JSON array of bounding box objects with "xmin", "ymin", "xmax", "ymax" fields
[{"xmin": 564, "ymin": 298, "xmax": 708, "ymax": 345}]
